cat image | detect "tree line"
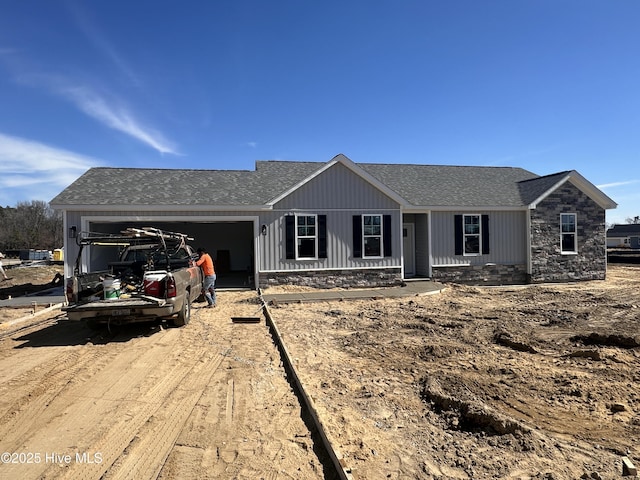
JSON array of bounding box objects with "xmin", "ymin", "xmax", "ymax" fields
[{"xmin": 0, "ymin": 201, "xmax": 63, "ymax": 252}]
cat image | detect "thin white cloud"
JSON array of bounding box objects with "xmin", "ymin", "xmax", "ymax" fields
[
  {"xmin": 597, "ymin": 180, "xmax": 639, "ymax": 189},
  {"xmin": 60, "ymin": 85, "xmax": 180, "ymax": 155},
  {"xmin": 246, "ymin": 142, "xmax": 258, "ymax": 148},
  {"xmin": 0, "ymin": 132, "xmax": 100, "ymax": 204},
  {"xmin": 7, "ymin": 67, "xmax": 180, "ymax": 156}
]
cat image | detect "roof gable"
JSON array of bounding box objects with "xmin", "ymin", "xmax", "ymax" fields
[
  {"xmin": 521, "ymin": 170, "xmax": 617, "ymax": 210},
  {"xmin": 265, "ymin": 154, "xmax": 407, "ymax": 206}
]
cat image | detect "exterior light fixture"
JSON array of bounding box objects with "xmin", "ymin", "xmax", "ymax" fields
[{"xmin": 261, "ymin": 224, "xmax": 267, "ymax": 236}]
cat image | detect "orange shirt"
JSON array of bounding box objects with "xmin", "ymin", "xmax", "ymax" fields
[{"xmin": 195, "ymin": 253, "xmax": 215, "ymax": 276}]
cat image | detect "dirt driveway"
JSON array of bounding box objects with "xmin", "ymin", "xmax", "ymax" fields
[
  {"xmin": 0, "ymin": 294, "xmax": 328, "ymax": 480},
  {"xmin": 0, "ymin": 264, "xmax": 639, "ymax": 479}
]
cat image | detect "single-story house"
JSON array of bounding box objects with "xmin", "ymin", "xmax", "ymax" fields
[
  {"xmin": 606, "ymin": 224, "xmax": 640, "ymax": 249},
  {"xmin": 50, "ymin": 154, "xmax": 617, "ymax": 289}
]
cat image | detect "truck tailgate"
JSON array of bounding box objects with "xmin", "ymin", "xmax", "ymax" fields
[{"xmin": 63, "ymin": 296, "xmax": 166, "ymax": 313}]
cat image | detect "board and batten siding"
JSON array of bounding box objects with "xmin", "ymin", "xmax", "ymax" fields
[
  {"xmin": 430, "ymin": 210, "xmax": 528, "ymax": 266},
  {"xmin": 274, "ymin": 161, "xmax": 399, "ymax": 211},
  {"xmin": 259, "ymin": 210, "xmax": 401, "ymax": 272},
  {"xmin": 262, "ymin": 162, "xmax": 402, "ymax": 272}
]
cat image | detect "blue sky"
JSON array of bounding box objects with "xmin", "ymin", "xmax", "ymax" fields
[{"xmin": 0, "ymin": 1, "xmax": 638, "ymax": 224}]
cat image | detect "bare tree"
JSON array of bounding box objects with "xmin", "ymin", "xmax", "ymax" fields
[
  {"xmin": 0, "ymin": 201, "xmax": 62, "ymax": 251},
  {"xmin": 625, "ymin": 216, "xmax": 640, "ymax": 224}
]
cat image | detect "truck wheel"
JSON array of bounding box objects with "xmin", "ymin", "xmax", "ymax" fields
[{"xmin": 172, "ymin": 294, "xmax": 191, "ymax": 327}]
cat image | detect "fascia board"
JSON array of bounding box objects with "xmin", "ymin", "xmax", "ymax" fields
[
  {"xmin": 403, "ymin": 205, "xmax": 528, "ymax": 213},
  {"xmin": 528, "ymin": 171, "xmax": 618, "ymax": 210},
  {"xmin": 50, "ymin": 203, "xmax": 273, "ymax": 212}
]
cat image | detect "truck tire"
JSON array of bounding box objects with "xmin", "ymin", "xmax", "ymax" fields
[{"xmin": 172, "ymin": 294, "xmax": 191, "ymax": 327}]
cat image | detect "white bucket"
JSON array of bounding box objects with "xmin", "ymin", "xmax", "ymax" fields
[{"xmin": 104, "ymin": 278, "xmax": 121, "ymax": 300}]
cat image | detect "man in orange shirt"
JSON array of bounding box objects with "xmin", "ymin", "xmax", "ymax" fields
[{"xmin": 195, "ymin": 247, "xmax": 216, "ymax": 307}]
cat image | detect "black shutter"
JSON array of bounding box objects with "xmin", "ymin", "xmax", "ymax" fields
[
  {"xmin": 352, "ymin": 215, "xmax": 362, "ymax": 258},
  {"xmin": 318, "ymin": 215, "xmax": 327, "ymax": 259},
  {"xmin": 285, "ymin": 216, "xmax": 295, "ymax": 259},
  {"xmin": 454, "ymin": 214, "xmax": 463, "ymax": 255},
  {"xmin": 481, "ymin": 214, "xmax": 490, "ymax": 255},
  {"xmin": 383, "ymin": 215, "xmax": 392, "ymax": 257}
]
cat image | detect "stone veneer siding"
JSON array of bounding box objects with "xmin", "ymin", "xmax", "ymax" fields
[
  {"xmin": 260, "ymin": 268, "xmax": 403, "ymax": 290},
  {"xmin": 529, "ymin": 182, "xmax": 607, "ymax": 282},
  {"xmin": 431, "ymin": 264, "xmax": 528, "ymax": 285}
]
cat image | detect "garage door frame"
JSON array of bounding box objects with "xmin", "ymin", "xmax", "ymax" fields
[{"xmin": 78, "ymin": 215, "xmax": 261, "ymax": 289}]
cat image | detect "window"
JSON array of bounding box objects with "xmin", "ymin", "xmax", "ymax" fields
[
  {"xmin": 463, "ymin": 215, "xmax": 481, "ymax": 255},
  {"xmin": 560, "ymin": 213, "xmax": 577, "ymax": 253},
  {"xmin": 296, "ymin": 215, "xmax": 317, "ymax": 258},
  {"xmin": 363, "ymin": 214, "xmax": 383, "ymax": 257},
  {"xmin": 285, "ymin": 215, "xmax": 327, "ymax": 260},
  {"xmin": 454, "ymin": 214, "xmax": 490, "ymax": 256},
  {"xmin": 352, "ymin": 214, "xmax": 392, "ymax": 258}
]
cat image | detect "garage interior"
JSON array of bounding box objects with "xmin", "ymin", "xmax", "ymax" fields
[{"xmin": 88, "ymin": 220, "xmax": 256, "ymax": 289}]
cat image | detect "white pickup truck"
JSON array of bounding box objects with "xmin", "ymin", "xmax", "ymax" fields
[{"xmin": 63, "ymin": 227, "xmax": 204, "ymax": 328}]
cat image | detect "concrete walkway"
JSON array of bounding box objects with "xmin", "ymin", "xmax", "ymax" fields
[
  {"xmin": 261, "ymin": 280, "xmax": 444, "ymax": 304},
  {"xmin": 0, "ymin": 281, "xmax": 445, "ymax": 309},
  {"xmin": 0, "ymin": 286, "xmax": 65, "ymax": 308}
]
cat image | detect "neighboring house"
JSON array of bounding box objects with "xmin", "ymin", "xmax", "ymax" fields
[
  {"xmin": 606, "ymin": 224, "xmax": 640, "ymax": 249},
  {"xmin": 50, "ymin": 154, "xmax": 617, "ymax": 289}
]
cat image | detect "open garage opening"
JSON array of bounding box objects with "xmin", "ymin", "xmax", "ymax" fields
[{"xmin": 88, "ymin": 220, "xmax": 256, "ymax": 290}]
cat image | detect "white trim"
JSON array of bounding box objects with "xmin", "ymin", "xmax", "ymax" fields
[
  {"xmin": 52, "ymin": 204, "xmax": 272, "ymax": 212},
  {"xmin": 362, "ymin": 213, "xmax": 384, "ymax": 259},
  {"xmin": 462, "ymin": 214, "xmax": 482, "ymax": 256},
  {"xmin": 405, "ymin": 205, "xmax": 527, "ymax": 213},
  {"xmin": 560, "ymin": 212, "xmax": 578, "ymax": 254},
  {"xmin": 260, "ymin": 265, "xmax": 403, "ymax": 273},
  {"xmin": 432, "ymin": 263, "xmax": 472, "ymax": 267},
  {"xmin": 271, "ymin": 207, "xmax": 398, "ymax": 213},
  {"xmin": 79, "ymin": 214, "xmax": 261, "ymax": 290},
  {"xmin": 294, "ymin": 213, "xmax": 318, "ymax": 260},
  {"xmin": 529, "ymin": 171, "xmax": 617, "ymax": 210}
]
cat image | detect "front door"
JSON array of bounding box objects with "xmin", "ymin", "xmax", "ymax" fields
[{"xmin": 403, "ymin": 223, "xmax": 415, "ymax": 277}]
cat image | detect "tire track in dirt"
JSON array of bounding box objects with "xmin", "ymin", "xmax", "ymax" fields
[
  {"xmin": 156, "ymin": 299, "xmax": 326, "ymax": 480},
  {"xmin": 0, "ymin": 292, "xmax": 328, "ymax": 480},
  {"xmin": 0, "ymin": 328, "xmax": 194, "ymax": 479},
  {"xmin": 94, "ymin": 350, "xmax": 225, "ymax": 480}
]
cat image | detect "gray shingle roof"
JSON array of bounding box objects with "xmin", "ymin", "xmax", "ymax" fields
[
  {"xmin": 607, "ymin": 224, "xmax": 640, "ymax": 237},
  {"xmin": 50, "ymin": 159, "xmax": 564, "ymax": 209},
  {"xmin": 359, "ymin": 163, "xmax": 538, "ymax": 207}
]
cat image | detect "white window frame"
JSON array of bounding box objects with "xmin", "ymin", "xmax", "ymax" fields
[
  {"xmin": 362, "ymin": 214, "xmax": 383, "ymax": 259},
  {"xmin": 296, "ymin": 214, "xmax": 318, "ymax": 259},
  {"xmin": 560, "ymin": 213, "xmax": 578, "ymax": 254},
  {"xmin": 463, "ymin": 214, "xmax": 482, "ymax": 256}
]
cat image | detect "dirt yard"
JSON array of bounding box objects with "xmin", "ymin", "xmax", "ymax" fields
[
  {"xmin": 269, "ymin": 264, "xmax": 640, "ymax": 479},
  {"xmin": 0, "ymin": 264, "xmax": 638, "ymax": 479}
]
